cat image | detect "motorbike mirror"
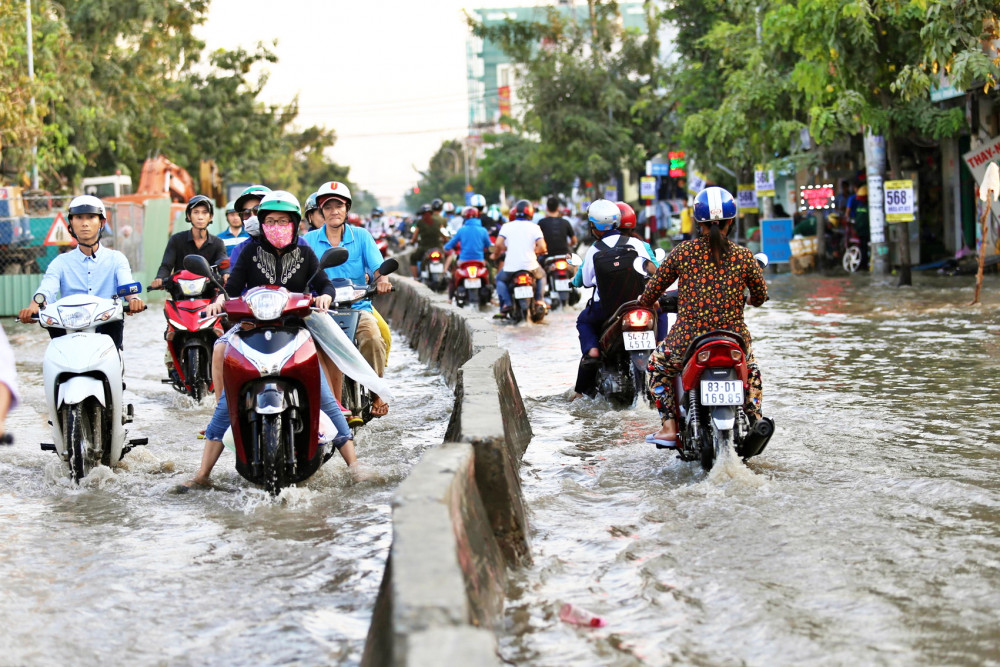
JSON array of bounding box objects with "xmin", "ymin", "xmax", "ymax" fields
[
  {"xmin": 632, "ymin": 256, "xmax": 651, "ymax": 277},
  {"xmin": 33, "ymin": 292, "xmax": 46, "ymax": 306},
  {"xmin": 320, "ymin": 247, "xmax": 350, "ymax": 270},
  {"xmin": 569, "ymin": 253, "xmax": 583, "ymax": 267},
  {"xmin": 654, "ymin": 248, "xmax": 667, "ymax": 264},
  {"xmin": 754, "ymin": 252, "xmax": 769, "ymax": 268},
  {"xmin": 375, "ymin": 257, "xmax": 399, "ymax": 278},
  {"xmin": 183, "ymin": 254, "xmax": 213, "ymax": 278}
]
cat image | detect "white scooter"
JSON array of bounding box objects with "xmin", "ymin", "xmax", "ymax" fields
[{"xmin": 34, "ymin": 288, "xmax": 147, "ymax": 481}]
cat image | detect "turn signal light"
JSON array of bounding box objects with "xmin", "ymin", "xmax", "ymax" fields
[
  {"xmin": 626, "ymin": 310, "xmax": 651, "ymax": 328},
  {"xmin": 467, "ymin": 266, "xmax": 479, "ymax": 278},
  {"xmin": 554, "ymin": 260, "xmax": 568, "ymax": 270},
  {"xmin": 730, "ymin": 349, "xmax": 742, "ymax": 361},
  {"xmin": 697, "ymin": 350, "xmax": 710, "ymax": 363}
]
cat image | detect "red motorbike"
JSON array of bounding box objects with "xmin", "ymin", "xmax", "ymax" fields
[
  {"xmin": 451, "ymin": 259, "xmax": 493, "ymax": 308},
  {"xmin": 374, "ymin": 231, "xmax": 390, "ymax": 258},
  {"xmin": 183, "ymin": 249, "xmax": 348, "ymax": 494},
  {"xmin": 149, "ymin": 265, "xmax": 228, "ymax": 402}
]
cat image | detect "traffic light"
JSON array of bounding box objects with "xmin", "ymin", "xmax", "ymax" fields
[{"xmin": 413, "ymin": 186, "xmax": 420, "ymax": 194}]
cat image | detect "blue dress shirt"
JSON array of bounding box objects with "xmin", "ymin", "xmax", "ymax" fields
[
  {"xmin": 444, "ymin": 219, "xmax": 492, "ymax": 262},
  {"xmin": 34, "ymin": 245, "xmax": 137, "ymax": 303},
  {"xmin": 303, "ymin": 225, "xmax": 384, "ymax": 313}
]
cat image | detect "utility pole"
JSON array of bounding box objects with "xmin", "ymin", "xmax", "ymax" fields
[{"xmin": 26, "ymin": 0, "xmax": 38, "ymax": 190}]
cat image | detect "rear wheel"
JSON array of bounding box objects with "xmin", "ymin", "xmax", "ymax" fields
[
  {"xmin": 261, "ymin": 413, "xmax": 287, "ymax": 496},
  {"xmin": 843, "ymin": 245, "xmax": 862, "ymax": 272},
  {"xmin": 62, "ymin": 403, "xmax": 95, "ymax": 482}
]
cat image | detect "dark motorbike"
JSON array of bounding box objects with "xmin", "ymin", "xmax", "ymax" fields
[
  {"xmin": 326, "ymin": 258, "xmax": 399, "ymax": 430},
  {"xmin": 149, "ymin": 263, "xmax": 228, "ymax": 402},
  {"xmin": 451, "ymin": 259, "xmax": 493, "ymax": 308},
  {"xmin": 500, "ymin": 270, "xmax": 546, "ymax": 324},
  {"xmin": 591, "ymin": 299, "xmax": 658, "ymax": 407},
  {"xmin": 183, "ymin": 249, "xmax": 349, "ymax": 495},
  {"xmin": 419, "ymin": 248, "xmax": 448, "ymax": 292},
  {"xmin": 544, "ymin": 254, "xmax": 581, "ymax": 310}
]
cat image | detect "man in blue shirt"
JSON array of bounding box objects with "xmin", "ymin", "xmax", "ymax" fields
[
  {"xmin": 18, "ymin": 196, "xmax": 145, "ymax": 349},
  {"xmin": 217, "ymin": 200, "xmax": 250, "ymax": 258},
  {"xmin": 303, "ymin": 181, "xmax": 392, "ymax": 417},
  {"xmin": 443, "ymin": 206, "xmax": 492, "ymax": 295}
]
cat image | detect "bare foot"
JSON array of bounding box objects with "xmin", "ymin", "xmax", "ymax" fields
[
  {"xmin": 570, "ymin": 392, "xmax": 584, "ymax": 401},
  {"xmin": 173, "ymin": 476, "xmax": 212, "ymax": 493},
  {"xmin": 371, "ymin": 397, "xmax": 389, "ymax": 417}
]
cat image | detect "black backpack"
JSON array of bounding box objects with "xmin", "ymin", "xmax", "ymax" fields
[{"xmin": 592, "ymin": 234, "xmax": 644, "ymax": 313}]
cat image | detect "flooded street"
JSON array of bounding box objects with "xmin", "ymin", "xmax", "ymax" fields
[
  {"xmin": 496, "ymin": 273, "xmax": 1000, "ymax": 666},
  {"xmin": 0, "ymin": 307, "xmax": 451, "ymax": 666}
]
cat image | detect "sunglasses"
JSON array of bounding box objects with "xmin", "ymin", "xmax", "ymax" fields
[{"xmin": 239, "ymin": 205, "xmax": 260, "ymax": 220}]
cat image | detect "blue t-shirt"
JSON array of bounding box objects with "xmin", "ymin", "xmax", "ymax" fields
[
  {"xmin": 218, "ymin": 227, "xmax": 250, "ymax": 258},
  {"xmin": 444, "ymin": 219, "xmax": 492, "ymax": 262},
  {"xmin": 303, "ymin": 225, "xmax": 384, "ymax": 313}
]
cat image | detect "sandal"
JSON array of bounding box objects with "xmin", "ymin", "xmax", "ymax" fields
[{"xmin": 645, "ymin": 433, "xmax": 679, "ymax": 449}]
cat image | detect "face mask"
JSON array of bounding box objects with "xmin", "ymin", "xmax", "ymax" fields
[
  {"xmin": 243, "ymin": 215, "xmax": 260, "ymax": 237},
  {"xmin": 263, "ymin": 222, "xmax": 294, "ymax": 249}
]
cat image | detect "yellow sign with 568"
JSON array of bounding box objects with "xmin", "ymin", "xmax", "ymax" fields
[{"xmin": 884, "ymin": 180, "xmax": 915, "ymax": 223}]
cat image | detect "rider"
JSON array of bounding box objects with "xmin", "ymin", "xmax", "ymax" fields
[
  {"xmin": 470, "ymin": 193, "xmax": 498, "ymax": 237},
  {"xmin": 150, "ymin": 195, "xmax": 229, "ymax": 291},
  {"xmin": 492, "ymin": 199, "xmax": 547, "ymax": 315},
  {"xmin": 304, "ymin": 192, "xmax": 322, "ymax": 230},
  {"xmin": 442, "ymin": 201, "xmax": 462, "ymax": 235},
  {"xmin": 443, "ymin": 206, "xmax": 493, "ymax": 296},
  {"xmin": 409, "ymin": 203, "xmax": 445, "ymax": 278},
  {"xmin": 217, "ymin": 200, "xmax": 249, "ymax": 258},
  {"xmin": 571, "ymin": 199, "xmax": 654, "ymax": 399},
  {"xmin": 18, "ymin": 195, "xmax": 146, "ymax": 349},
  {"xmin": 617, "ymin": 200, "xmax": 668, "ymax": 339},
  {"xmin": 303, "ymin": 181, "xmax": 392, "ymax": 419},
  {"xmin": 537, "ymin": 196, "xmax": 578, "ymax": 264},
  {"xmin": 638, "ymin": 187, "xmax": 768, "ymax": 446},
  {"xmin": 185, "ymin": 191, "xmax": 358, "ymax": 489}
]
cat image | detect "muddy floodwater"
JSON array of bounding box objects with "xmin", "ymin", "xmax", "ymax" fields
[
  {"xmin": 0, "ymin": 307, "xmax": 451, "ymax": 666},
  {"xmin": 496, "ymin": 273, "xmax": 1000, "ymax": 666}
]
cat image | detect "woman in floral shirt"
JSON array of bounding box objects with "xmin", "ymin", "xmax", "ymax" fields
[{"xmin": 638, "ymin": 187, "xmax": 768, "ymax": 446}]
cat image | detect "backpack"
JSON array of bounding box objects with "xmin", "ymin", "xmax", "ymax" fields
[{"xmin": 592, "ymin": 234, "xmax": 644, "ymax": 313}]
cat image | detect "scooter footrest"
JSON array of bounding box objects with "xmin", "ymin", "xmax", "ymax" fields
[
  {"xmin": 40, "ymin": 443, "xmax": 56, "ymax": 452},
  {"xmin": 161, "ymin": 378, "xmax": 174, "ymax": 384},
  {"xmin": 128, "ymin": 438, "xmax": 149, "ymax": 446}
]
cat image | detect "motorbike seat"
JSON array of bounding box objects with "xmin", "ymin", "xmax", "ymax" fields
[
  {"xmin": 682, "ymin": 330, "xmax": 746, "ymax": 365},
  {"xmin": 457, "ymin": 259, "xmax": 487, "ymax": 270}
]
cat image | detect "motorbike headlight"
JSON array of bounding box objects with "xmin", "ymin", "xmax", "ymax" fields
[
  {"xmin": 246, "ymin": 290, "xmax": 288, "ymax": 321},
  {"xmin": 335, "ymin": 286, "xmax": 355, "ymax": 303},
  {"xmin": 177, "ymin": 277, "xmax": 208, "ymax": 297},
  {"xmin": 57, "ymin": 305, "xmax": 94, "ymax": 329}
]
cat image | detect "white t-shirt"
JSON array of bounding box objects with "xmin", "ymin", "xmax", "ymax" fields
[
  {"xmin": 499, "ymin": 220, "xmax": 544, "ymax": 272},
  {"xmin": 581, "ymin": 232, "xmax": 652, "ymax": 302}
]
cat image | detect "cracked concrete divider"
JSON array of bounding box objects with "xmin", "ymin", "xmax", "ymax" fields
[{"xmin": 361, "ymin": 275, "xmax": 531, "ymax": 667}]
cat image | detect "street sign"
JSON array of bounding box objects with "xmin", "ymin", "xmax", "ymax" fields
[
  {"xmin": 44, "ymin": 212, "xmax": 77, "ymax": 247},
  {"xmin": 604, "ymin": 187, "xmax": 618, "ymax": 201},
  {"xmin": 640, "ymin": 176, "xmax": 657, "ymax": 199},
  {"xmin": 737, "ymin": 185, "xmax": 758, "ymax": 214},
  {"xmin": 649, "ymin": 162, "xmax": 670, "ymax": 176},
  {"xmin": 754, "ymin": 169, "xmax": 776, "ymax": 197},
  {"xmin": 799, "ymin": 184, "xmax": 835, "ymax": 211},
  {"xmin": 687, "ymin": 171, "xmax": 706, "ymax": 196},
  {"xmin": 760, "ymin": 218, "xmax": 793, "ymax": 263},
  {"xmin": 962, "ymin": 134, "xmax": 1000, "ymax": 220},
  {"xmin": 883, "ymin": 180, "xmax": 915, "ymax": 222}
]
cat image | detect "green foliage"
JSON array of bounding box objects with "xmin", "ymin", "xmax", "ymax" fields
[{"xmin": 405, "ymin": 139, "xmax": 470, "ymax": 211}]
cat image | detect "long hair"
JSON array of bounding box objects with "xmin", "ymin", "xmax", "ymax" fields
[{"xmin": 707, "ymin": 220, "xmax": 729, "ymax": 265}]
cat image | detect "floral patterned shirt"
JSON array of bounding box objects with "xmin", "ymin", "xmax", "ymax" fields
[{"xmin": 638, "ymin": 237, "xmax": 768, "ymax": 352}]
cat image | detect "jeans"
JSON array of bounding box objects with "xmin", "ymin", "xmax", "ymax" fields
[
  {"xmin": 496, "ymin": 270, "xmax": 543, "ymax": 308},
  {"xmin": 204, "ymin": 365, "xmax": 351, "ymax": 447}
]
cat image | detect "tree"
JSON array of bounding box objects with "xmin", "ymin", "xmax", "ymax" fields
[{"xmin": 405, "ymin": 139, "xmax": 469, "ymax": 210}]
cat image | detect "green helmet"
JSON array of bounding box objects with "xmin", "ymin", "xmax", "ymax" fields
[
  {"xmin": 234, "ymin": 184, "xmax": 272, "ymax": 214},
  {"xmin": 304, "ymin": 192, "xmax": 319, "ymax": 215},
  {"xmin": 257, "ymin": 190, "xmax": 302, "ymax": 223}
]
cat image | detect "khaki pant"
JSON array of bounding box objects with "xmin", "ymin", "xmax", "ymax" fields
[
  {"xmin": 357, "ymin": 310, "xmax": 387, "ymax": 377},
  {"xmin": 372, "ymin": 307, "xmax": 392, "ymax": 367}
]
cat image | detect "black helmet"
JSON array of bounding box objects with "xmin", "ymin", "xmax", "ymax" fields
[
  {"xmin": 512, "ymin": 199, "xmax": 535, "ymax": 221},
  {"xmin": 430, "ymin": 198, "xmax": 444, "ymax": 211},
  {"xmin": 185, "ymin": 194, "xmax": 215, "ymax": 222},
  {"xmin": 418, "ymin": 204, "xmax": 433, "ymax": 214}
]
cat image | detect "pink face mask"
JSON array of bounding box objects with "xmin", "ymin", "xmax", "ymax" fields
[{"xmin": 263, "ymin": 221, "xmax": 294, "ymax": 249}]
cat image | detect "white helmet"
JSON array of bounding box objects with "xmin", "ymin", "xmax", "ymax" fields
[
  {"xmin": 67, "ymin": 195, "xmax": 106, "ymax": 220},
  {"xmin": 587, "ymin": 199, "xmax": 621, "ymax": 232},
  {"xmin": 316, "ymin": 181, "xmax": 352, "ymax": 210},
  {"xmin": 470, "ymin": 193, "xmax": 486, "ymax": 209}
]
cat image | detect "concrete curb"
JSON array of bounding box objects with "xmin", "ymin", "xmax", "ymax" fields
[{"xmin": 361, "ymin": 276, "xmax": 532, "ymax": 667}]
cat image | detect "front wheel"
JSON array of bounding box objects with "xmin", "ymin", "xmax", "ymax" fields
[
  {"xmin": 843, "ymin": 245, "xmax": 862, "ymax": 273},
  {"xmin": 261, "ymin": 413, "xmax": 288, "ymax": 496},
  {"xmin": 62, "ymin": 403, "xmax": 96, "ymax": 482}
]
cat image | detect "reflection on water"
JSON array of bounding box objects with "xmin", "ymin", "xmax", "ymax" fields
[
  {"xmin": 0, "ymin": 306, "xmax": 451, "ymax": 666},
  {"xmin": 498, "ymin": 273, "xmax": 1000, "ymax": 666}
]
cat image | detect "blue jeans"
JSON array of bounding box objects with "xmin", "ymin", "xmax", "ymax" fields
[
  {"xmin": 496, "ymin": 270, "xmax": 543, "ymax": 309},
  {"xmin": 576, "ymin": 299, "xmax": 607, "ymax": 354},
  {"xmin": 205, "ymin": 365, "xmax": 351, "ymax": 447}
]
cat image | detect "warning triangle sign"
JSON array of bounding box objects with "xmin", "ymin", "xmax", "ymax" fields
[{"xmin": 44, "ymin": 212, "xmax": 77, "ymax": 247}]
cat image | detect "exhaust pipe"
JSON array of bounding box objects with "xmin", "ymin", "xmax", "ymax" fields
[{"xmin": 739, "ymin": 417, "xmax": 774, "ymax": 459}]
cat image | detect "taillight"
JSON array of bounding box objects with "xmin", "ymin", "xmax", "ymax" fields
[
  {"xmin": 554, "ymin": 260, "xmax": 568, "ymax": 270},
  {"xmin": 515, "ymin": 274, "xmax": 531, "ymax": 285},
  {"xmin": 467, "ymin": 266, "xmax": 479, "ymax": 278},
  {"xmin": 430, "ymin": 251, "xmax": 441, "ymax": 260},
  {"xmin": 625, "ymin": 310, "xmax": 651, "ymax": 328}
]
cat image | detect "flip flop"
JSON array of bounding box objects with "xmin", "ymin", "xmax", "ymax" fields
[
  {"xmin": 645, "ymin": 433, "xmax": 679, "ymax": 449},
  {"xmin": 347, "ymin": 415, "xmax": 365, "ymax": 428},
  {"xmin": 371, "ymin": 398, "xmax": 389, "ymax": 418}
]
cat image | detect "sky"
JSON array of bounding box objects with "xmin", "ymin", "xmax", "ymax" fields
[{"xmin": 199, "ymin": 0, "xmax": 495, "ymax": 207}]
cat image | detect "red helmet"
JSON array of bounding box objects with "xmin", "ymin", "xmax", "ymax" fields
[
  {"xmin": 347, "ymin": 212, "xmax": 362, "ymax": 226},
  {"xmin": 512, "ymin": 199, "xmax": 534, "ymax": 220},
  {"xmin": 462, "ymin": 206, "xmax": 478, "ymax": 219},
  {"xmin": 616, "ymin": 201, "xmax": 637, "ymax": 230}
]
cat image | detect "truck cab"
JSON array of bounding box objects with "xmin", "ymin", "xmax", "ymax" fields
[{"xmin": 81, "ymin": 175, "xmax": 133, "ymax": 199}]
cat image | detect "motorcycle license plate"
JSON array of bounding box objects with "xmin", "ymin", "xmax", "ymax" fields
[
  {"xmin": 430, "ymin": 262, "xmax": 444, "ymax": 273},
  {"xmin": 464, "ymin": 278, "xmax": 482, "ymax": 289},
  {"xmin": 555, "ymin": 279, "xmax": 571, "ymax": 291},
  {"xmin": 623, "ymin": 330, "xmax": 655, "ymax": 350},
  {"xmin": 513, "ymin": 285, "xmax": 533, "ymax": 299},
  {"xmin": 700, "ymin": 380, "xmax": 744, "ymax": 406}
]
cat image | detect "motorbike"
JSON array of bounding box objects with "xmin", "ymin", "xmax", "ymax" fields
[
  {"xmin": 326, "ymin": 257, "xmax": 399, "ymax": 430},
  {"xmin": 827, "ymin": 219, "xmax": 863, "ymax": 273},
  {"xmin": 499, "ymin": 270, "xmax": 547, "ymax": 324},
  {"xmin": 451, "ymin": 259, "xmax": 493, "ymax": 308},
  {"xmin": 374, "ymin": 231, "xmax": 390, "ymax": 259},
  {"xmin": 33, "ymin": 287, "xmax": 148, "ymax": 482},
  {"xmin": 149, "ymin": 264, "xmax": 228, "ymax": 402},
  {"xmin": 183, "ymin": 249, "xmax": 349, "ymax": 495},
  {"xmin": 544, "ymin": 253, "xmax": 582, "ymax": 310},
  {"xmin": 419, "ymin": 248, "xmax": 449, "ymax": 293},
  {"xmin": 591, "ymin": 296, "xmax": 659, "ymax": 407},
  {"xmin": 655, "ymin": 253, "xmax": 775, "ymax": 470}
]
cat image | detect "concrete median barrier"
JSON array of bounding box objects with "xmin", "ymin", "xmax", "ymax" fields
[{"xmin": 362, "ymin": 275, "xmax": 531, "ymax": 667}]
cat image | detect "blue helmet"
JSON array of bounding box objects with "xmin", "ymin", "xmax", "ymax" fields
[{"xmin": 693, "ymin": 187, "xmax": 737, "ymax": 223}]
